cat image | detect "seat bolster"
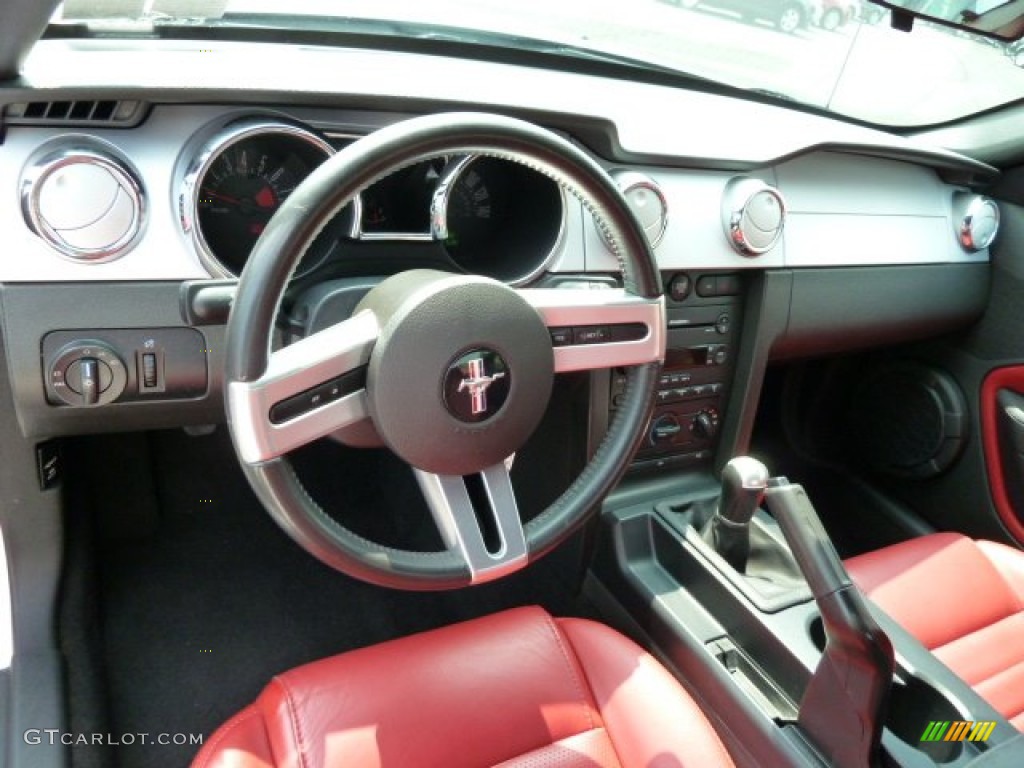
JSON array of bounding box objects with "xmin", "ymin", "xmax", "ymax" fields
[
  {"xmin": 845, "ymin": 533, "xmax": 1021, "ymax": 649},
  {"xmin": 558, "ymin": 618, "xmax": 734, "ymax": 768},
  {"xmin": 192, "ymin": 705, "xmax": 275, "ymax": 768},
  {"xmin": 194, "ymin": 608, "xmax": 735, "ymax": 768},
  {"xmin": 977, "ymin": 540, "xmax": 1024, "ymax": 607},
  {"xmin": 212, "ymin": 606, "xmax": 604, "ymax": 768}
]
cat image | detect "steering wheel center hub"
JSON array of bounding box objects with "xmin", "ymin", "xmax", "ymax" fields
[
  {"xmin": 356, "ymin": 270, "xmax": 554, "ymax": 476},
  {"xmin": 443, "ymin": 348, "xmax": 511, "ymax": 423}
]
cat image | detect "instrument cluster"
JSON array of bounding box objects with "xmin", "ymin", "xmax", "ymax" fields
[{"xmin": 177, "ymin": 117, "xmax": 566, "ymax": 285}]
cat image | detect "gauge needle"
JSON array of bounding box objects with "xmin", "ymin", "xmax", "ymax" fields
[{"xmin": 201, "ymin": 189, "xmax": 242, "ymax": 205}]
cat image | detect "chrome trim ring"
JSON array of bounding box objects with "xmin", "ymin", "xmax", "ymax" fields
[
  {"xmin": 598, "ymin": 170, "xmax": 669, "ymax": 249},
  {"xmin": 21, "ymin": 142, "xmax": 145, "ymax": 263},
  {"xmin": 957, "ymin": 194, "xmax": 999, "ymax": 252},
  {"xmin": 178, "ymin": 118, "xmax": 353, "ymax": 278},
  {"xmin": 431, "ymin": 155, "xmax": 568, "ymax": 287},
  {"xmin": 722, "ymin": 177, "xmax": 786, "ymax": 257}
]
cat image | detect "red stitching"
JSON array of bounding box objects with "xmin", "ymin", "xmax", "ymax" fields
[
  {"xmin": 272, "ymin": 676, "xmax": 310, "ymax": 768},
  {"xmin": 541, "ymin": 612, "xmax": 595, "ymax": 731}
]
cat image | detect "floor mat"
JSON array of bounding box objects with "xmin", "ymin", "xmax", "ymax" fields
[{"xmin": 90, "ymin": 429, "xmax": 582, "ymax": 768}]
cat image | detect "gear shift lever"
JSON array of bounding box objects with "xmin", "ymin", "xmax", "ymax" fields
[{"xmin": 705, "ymin": 456, "xmax": 769, "ymax": 570}]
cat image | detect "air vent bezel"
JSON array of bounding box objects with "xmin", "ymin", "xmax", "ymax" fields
[{"xmin": 19, "ymin": 137, "xmax": 147, "ymax": 263}]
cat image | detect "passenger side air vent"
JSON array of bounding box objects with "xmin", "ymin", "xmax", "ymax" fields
[
  {"xmin": 721, "ymin": 177, "xmax": 785, "ymax": 256},
  {"xmin": 5, "ymin": 100, "xmax": 147, "ymax": 127}
]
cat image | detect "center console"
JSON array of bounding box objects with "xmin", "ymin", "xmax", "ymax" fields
[
  {"xmin": 589, "ymin": 462, "xmax": 1024, "ymax": 768},
  {"xmin": 616, "ymin": 270, "xmax": 743, "ymax": 472}
]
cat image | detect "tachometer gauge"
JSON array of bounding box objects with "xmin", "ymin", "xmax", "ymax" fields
[{"xmin": 182, "ymin": 120, "xmax": 355, "ymax": 278}]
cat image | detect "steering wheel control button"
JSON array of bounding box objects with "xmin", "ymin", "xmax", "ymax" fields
[
  {"xmin": 443, "ymin": 350, "xmax": 511, "ymax": 423},
  {"xmin": 358, "ymin": 270, "xmax": 554, "ymax": 476},
  {"xmin": 573, "ymin": 326, "xmax": 611, "ymax": 345},
  {"xmin": 269, "ymin": 368, "xmax": 366, "ymax": 424},
  {"xmin": 551, "ymin": 324, "xmax": 646, "ymax": 347},
  {"xmin": 550, "ymin": 327, "xmax": 573, "ymax": 346}
]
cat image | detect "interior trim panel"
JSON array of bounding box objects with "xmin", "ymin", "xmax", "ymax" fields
[{"xmin": 0, "ymin": 106, "xmax": 992, "ymax": 284}]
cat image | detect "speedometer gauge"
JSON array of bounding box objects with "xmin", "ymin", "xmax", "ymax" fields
[
  {"xmin": 181, "ymin": 120, "xmax": 354, "ymax": 278},
  {"xmin": 433, "ymin": 156, "xmax": 564, "ymax": 285}
]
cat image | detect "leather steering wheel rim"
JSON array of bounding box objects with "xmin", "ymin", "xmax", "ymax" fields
[{"xmin": 224, "ymin": 112, "xmax": 664, "ymax": 590}]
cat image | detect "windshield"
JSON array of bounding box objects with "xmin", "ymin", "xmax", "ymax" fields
[{"xmin": 49, "ymin": 0, "xmax": 1024, "ymax": 127}]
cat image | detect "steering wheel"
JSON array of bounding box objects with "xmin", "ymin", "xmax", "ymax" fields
[{"xmin": 224, "ymin": 113, "xmax": 665, "ymax": 590}]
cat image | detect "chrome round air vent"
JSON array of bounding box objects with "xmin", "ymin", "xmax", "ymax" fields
[
  {"xmin": 954, "ymin": 194, "xmax": 999, "ymax": 252},
  {"xmin": 20, "ymin": 140, "xmax": 144, "ymax": 262},
  {"xmin": 598, "ymin": 171, "xmax": 668, "ymax": 249},
  {"xmin": 721, "ymin": 177, "xmax": 785, "ymax": 256}
]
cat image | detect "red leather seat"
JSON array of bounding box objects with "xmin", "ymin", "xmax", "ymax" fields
[
  {"xmin": 192, "ymin": 606, "xmax": 735, "ymax": 768},
  {"xmin": 845, "ymin": 532, "xmax": 1024, "ymax": 730}
]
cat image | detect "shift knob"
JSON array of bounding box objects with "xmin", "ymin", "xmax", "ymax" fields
[
  {"xmin": 718, "ymin": 456, "xmax": 769, "ymax": 527},
  {"xmin": 704, "ymin": 456, "xmax": 770, "ymax": 572}
]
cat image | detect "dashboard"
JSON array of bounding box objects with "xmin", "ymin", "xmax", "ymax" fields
[
  {"xmin": 0, "ymin": 100, "xmax": 994, "ymax": 284},
  {"xmin": 0, "ymin": 39, "xmax": 1000, "ymax": 466}
]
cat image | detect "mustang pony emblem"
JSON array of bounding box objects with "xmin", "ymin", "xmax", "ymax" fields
[{"xmin": 458, "ymin": 357, "xmax": 506, "ymax": 416}]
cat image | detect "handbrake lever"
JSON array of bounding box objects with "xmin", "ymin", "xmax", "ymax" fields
[{"xmin": 764, "ymin": 478, "xmax": 894, "ymax": 768}]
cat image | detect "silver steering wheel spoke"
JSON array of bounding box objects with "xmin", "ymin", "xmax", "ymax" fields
[
  {"xmin": 519, "ymin": 287, "xmax": 666, "ymax": 372},
  {"xmin": 414, "ymin": 463, "xmax": 528, "ymax": 584},
  {"xmin": 227, "ymin": 310, "xmax": 379, "ymax": 463}
]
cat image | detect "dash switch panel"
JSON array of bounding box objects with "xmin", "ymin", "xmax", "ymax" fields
[{"xmin": 43, "ymin": 327, "xmax": 208, "ymax": 406}]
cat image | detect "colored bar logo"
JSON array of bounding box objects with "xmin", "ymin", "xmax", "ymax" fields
[{"xmin": 920, "ymin": 721, "xmax": 996, "ymax": 743}]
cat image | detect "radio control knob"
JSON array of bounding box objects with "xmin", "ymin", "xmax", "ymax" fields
[{"xmin": 692, "ymin": 410, "xmax": 719, "ymax": 440}]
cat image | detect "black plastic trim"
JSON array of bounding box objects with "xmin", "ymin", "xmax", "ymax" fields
[
  {"xmin": 776, "ymin": 264, "xmax": 989, "ymax": 361},
  {"xmin": 1, "ymin": 283, "xmax": 224, "ymax": 438}
]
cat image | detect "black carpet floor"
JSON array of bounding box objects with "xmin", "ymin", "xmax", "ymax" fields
[{"xmin": 68, "ymin": 428, "xmax": 583, "ymax": 768}]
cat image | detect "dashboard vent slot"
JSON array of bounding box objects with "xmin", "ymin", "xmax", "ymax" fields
[{"xmin": 5, "ymin": 100, "xmax": 147, "ymax": 127}]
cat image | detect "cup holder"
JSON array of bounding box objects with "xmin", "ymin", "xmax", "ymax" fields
[
  {"xmin": 807, "ymin": 616, "xmax": 967, "ymax": 763},
  {"xmin": 887, "ymin": 675, "xmax": 966, "ymax": 763}
]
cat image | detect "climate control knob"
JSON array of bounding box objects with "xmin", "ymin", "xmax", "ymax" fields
[
  {"xmin": 48, "ymin": 340, "xmax": 127, "ymax": 406},
  {"xmin": 650, "ymin": 414, "xmax": 683, "ymax": 446},
  {"xmin": 691, "ymin": 409, "xmax": 720, "ymax": 440}
]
